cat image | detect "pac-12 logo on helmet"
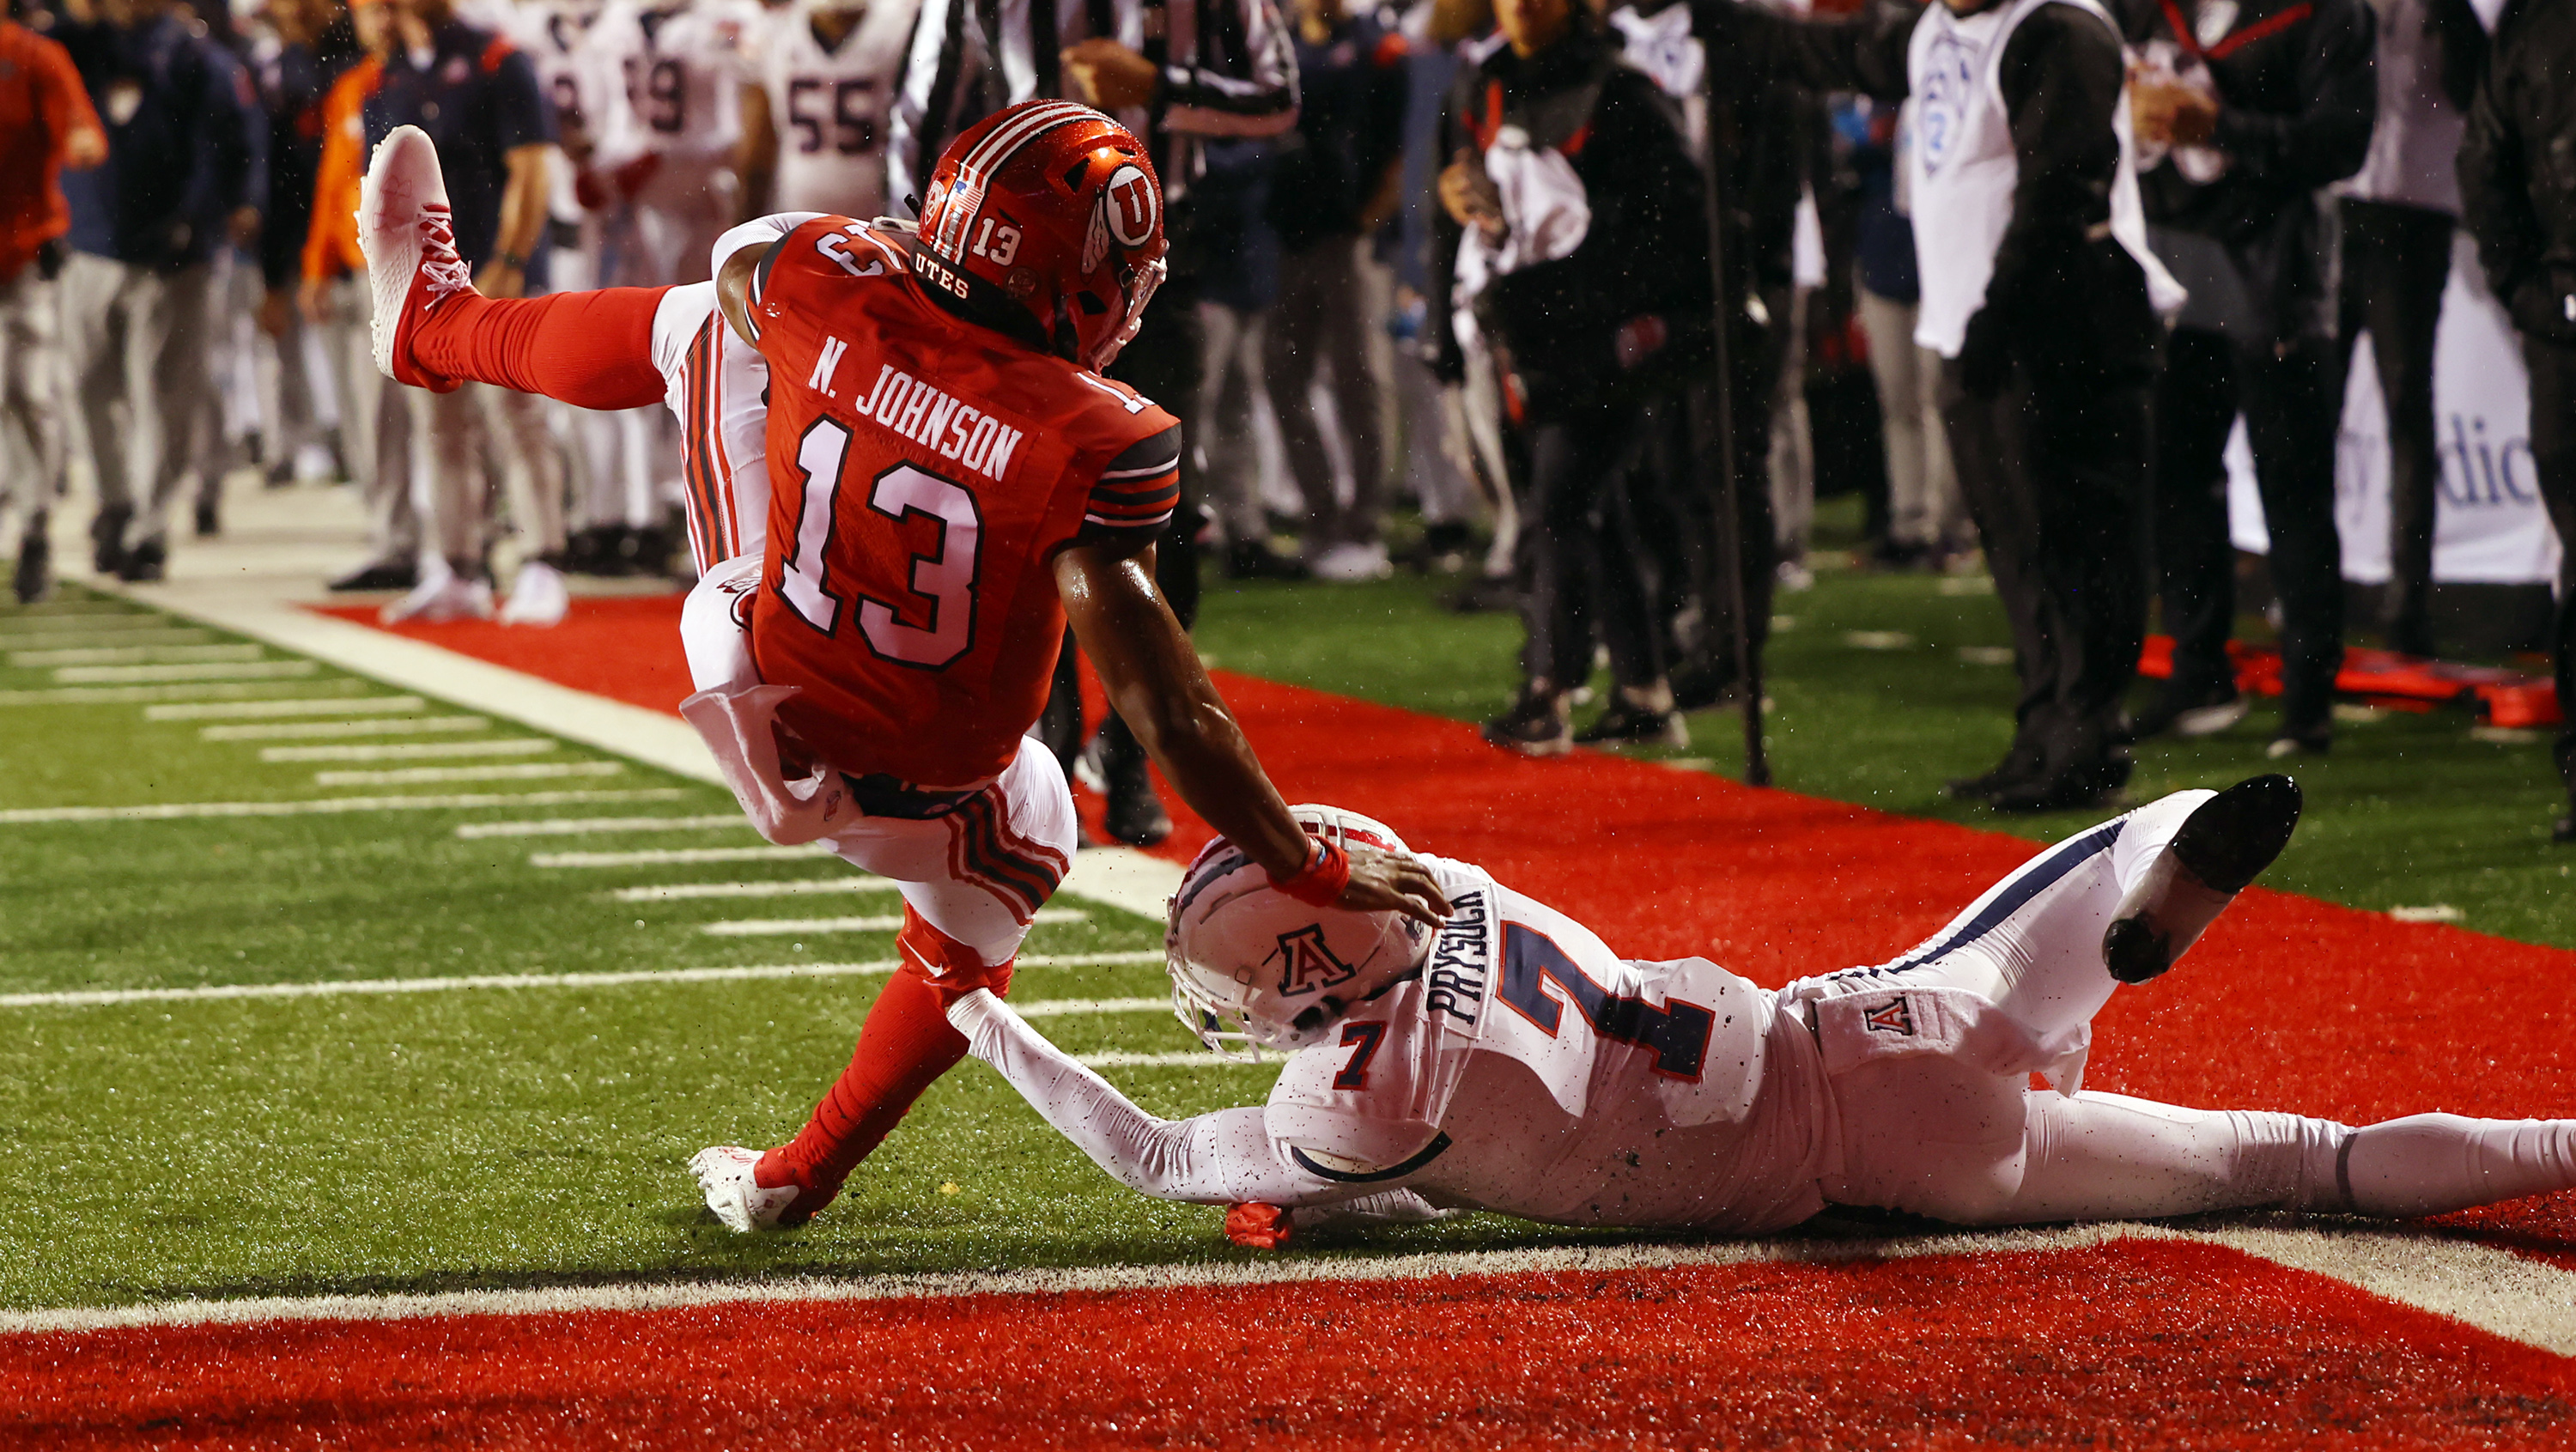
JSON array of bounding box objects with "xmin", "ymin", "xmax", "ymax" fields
[{"xmin": 1273, "ymin": 924, "xmax": 1361, "ymax": 998}]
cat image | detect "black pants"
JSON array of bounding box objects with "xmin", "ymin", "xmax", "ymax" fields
[
  {"xmin": 1038, "ymin": 281, "xmax": 1208, "ymax": 780},
  {"xmin": 1942, "ymin": 355, "xmax": 2152, "ymax": 775},
  {"xmin": 2524, "ymin": 335, "xmax": 2576, "ymax": 805},
  {"xmin": 1517, "ymin": 397, "xmax": 1665, "ymax": 692},
  {"xmin": 1628, "ymin": 296, "xmax": 1785, "ymax": 683},
  {"xmin": 2153, "ymin": 325, "xmax": 2345, "ymax": 733},
  {"xmin": 2337, "ymin": 198, "xmax": 2454, "ymax": 649}
]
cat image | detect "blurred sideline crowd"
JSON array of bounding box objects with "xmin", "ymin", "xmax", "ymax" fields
[{"xmin": 3, "ymin": 0, "xmax": 2573, "ymax": 837}]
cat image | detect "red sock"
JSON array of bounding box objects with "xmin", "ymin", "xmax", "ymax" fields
[
  {"xmin": 757, "ymin": 908, "xmax": 1015, "ymax": 1208},
  {"xmin": 410, "ymin": 287, "xmax": 673, "ymax": 409}
]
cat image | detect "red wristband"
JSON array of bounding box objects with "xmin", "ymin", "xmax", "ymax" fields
[
  {"xmin": 1225, "ymin": 1201, "xmax": 1295, "ymax": 1249},
  {"xmin": 1270, "ymin": 837, "xmax": 1352, "ymax": 908}
]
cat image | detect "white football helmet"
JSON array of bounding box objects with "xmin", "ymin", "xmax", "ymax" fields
[{"xmin": 1166, "ymin": 805, "xmax": 1431, "ymax": 1060}]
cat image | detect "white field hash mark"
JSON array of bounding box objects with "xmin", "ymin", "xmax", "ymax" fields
[
  {"xmin": 614, "ymin": 879, "xmax": 896, "ymax": 902},
  {"xmin": 0, "ymin": 629, "xmax": 215, "ymax": 650},
  {"xmin": 0, "ymin": 951, "xmax": 1169, "ymax": 1008},
  {"xmin": 532, "ymin": 844, "xmax": 827, "ymax": 867},
  {"xmin": 147, "ymin": 694, "xmax": 426, "ymax": 720},
  {"xmin": 460, "ymin": 814, "xmax": 755, "ymax": 840},
  {"xmin": 702, "ymin": 908, "xmax": 1088, "ymax": 935},
  {"xmin": 205, "ymin": 716, "xmax": 489, "ymax": 741},
  {"xmin": 0, "ymin": 788, "xmax": 685, "ymax": 824},
  {"xmin": 53, "ymin": 660, "xmax": 318, "ymax": 683},
  {"xmin": 9, "ymin": 643, "xmax": 264, "ymax": 668},
  {"xmin": 313, "ymin": 762, "xmax": 622, "ymax": 787},
  {"xmin": 261, "ymin": 738, "xmax": 552, "ymax": 763}
]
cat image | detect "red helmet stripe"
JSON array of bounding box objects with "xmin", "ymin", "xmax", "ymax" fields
[{"xmin": 935, "ymin": 101, "xmax": 1096, "ymax": 255}]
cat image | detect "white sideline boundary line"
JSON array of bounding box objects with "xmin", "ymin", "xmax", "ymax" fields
[
  {"xmin": 6, "ymin": 1225, "xmax": 2570, "ymax": 1358},
  {"xmin": 0, "ymin": 951, "xmax": 1169, "ymax": 1008}
]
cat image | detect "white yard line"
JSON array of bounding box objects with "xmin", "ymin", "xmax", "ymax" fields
[
  {"xmin": 147, "ymin": 694, "xmax": 425, "ymax": 720},
  {"xmin": 613, "ymin": 879, "xmax": 896, "ymax": 901},
  {"xmin": 9, "ymin": 1224, "xmax": 2567, "ymax": 1358},
  {"xmin": 259, "ymin": 738, "xmax": 551, "ymax": 763},
  {"xmin": 464, "ymin": 814, "xmax": 755, "ymax": 840},
  {"xmin": 701, "ymin": 908, "xmax": 1088, "ymax": 936},
  {"xmin": 0, "ymin": 629, "xmax": 213, "ymax": 648},
  {"xmin": 206, "ymin": 716, "xmax": 489, "ymax": 741},
  {"xmin": 53, "ymin": 660, "xmax": 316, "ymax": 683},
  {"xmin": 0, "ymin": 613, "xmax": 166, "ymax": 634},
  {"xmin": 0, "ymin": 788, "xmax": 684, "ymax": 825},
  {"xmin": 534, "ymin": 843, "xmax": 824, "ymax": 867},
  {"xmin": 0, "ymin": 950, "xmax": 1170, "ymax": 1009},
  {"xmin": 312, "ymin": 762, "xmax": 623, "ymax": 787},
  {"xmin": 1011, "ymin": 997, "xmax": 1170, "ymax": 1018},
  {"xmin": 0, "ymin": 683, "xmax": 364, "ymax": 708},
  {"xmin": 9, "ymin": 644, "xmax": 263, "ymax": 667}
]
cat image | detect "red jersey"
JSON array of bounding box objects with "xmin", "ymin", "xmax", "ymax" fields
[
  {"xmin": 744, "ymin": 216, "xmax": 1182, "ymax": 790},
  {"xmin": 0, "ymin": 21, "xmax": 104, "ymax": 283}
]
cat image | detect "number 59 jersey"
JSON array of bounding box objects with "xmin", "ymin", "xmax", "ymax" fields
[{"xmin": 744, "ymin": 216, "xmax": 1182, "ymax": 791}]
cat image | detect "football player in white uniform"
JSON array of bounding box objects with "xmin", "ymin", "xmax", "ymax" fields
[
  {"xmin": 738, "ymin": 0, "xmax": 924, "ymax": 220},
  {"xmin": 948, "ymin": 781, "xmax": 2576, "ymax": 1243}
]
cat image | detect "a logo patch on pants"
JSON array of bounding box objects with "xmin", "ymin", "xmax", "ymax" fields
[{"xmin": 1863, "ymin": 996, "xmax": 1917, "ymax": 1036}]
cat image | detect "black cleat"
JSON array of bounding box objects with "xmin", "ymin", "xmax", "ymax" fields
[
  {"xmin": 2102, "ymin": 774, "xmax": 2302, "ymax": 985},
  {"xmin": 12, "ymin": 532, "xmax": 50, "ymax": 604},
  {"xmin": 89, "ymin": 506, "xmax": 131, "ymax": 575},
  {"xmin": 1947, "ymin": 738, "xmax": 2045, "ymax": 802},
  {"xmin": 118, "ymin": 537, "xmax": 167, "ymax": 583},
  {"xmin": 1575, "ymin": 701, "xmax": 1688, "ymax": 749},
  {"xmin": 329, "ymin": 558, "xmax": 420, "ymax": 592}
]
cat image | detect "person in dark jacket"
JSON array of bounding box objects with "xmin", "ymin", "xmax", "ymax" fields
[
  {"xmin": 2458, "ymin": 0, "xmax": 2576, "ymax": 842},
  {"xmin": 1704, "ymin": 0, "xmax": 2168, "ymax": 811},
  {"xmin": 1433, "ymin": 0, "xmax": 1713, "ymax": 755},
  {"xmin": 2116, "ymin": 0, "xmax": 2375, "ymax": 755},
  {"xmin": 53, "ymin": 0, "xmax": 264, "ymax": 581}
]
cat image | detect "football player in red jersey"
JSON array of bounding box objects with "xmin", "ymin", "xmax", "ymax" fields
[{"xmin": 357, "ymin": 100, "xmax": 1452, "ymax": 1231}]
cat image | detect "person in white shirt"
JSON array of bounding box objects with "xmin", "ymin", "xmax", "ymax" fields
[
  {"xmin": 737, "ymin": 0, "xmax": 923, "ymax": 220},
  {"xmin": 946, "ymin": 787, "xmax": 2576, "ymax": 1245}
]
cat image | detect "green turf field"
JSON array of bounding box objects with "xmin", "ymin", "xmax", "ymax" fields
[
  {"xmin": 0, "ymin": 589, "xmax": 1531, "ymax": 1313},
  {"xmin": 3, "ymin": 537, "xmax": 2568, "ymax": 1314}
]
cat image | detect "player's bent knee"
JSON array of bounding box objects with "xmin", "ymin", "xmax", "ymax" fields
[{"xmin": 679, "ymin": 553, "xmax": 763, "ymax": 692}]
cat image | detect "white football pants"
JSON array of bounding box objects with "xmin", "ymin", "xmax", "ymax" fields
[
  {"xmin": 678, "ymin": 554, "xmax": 1078, "ymax": 969},
  {"xmin": 648, "ymin": 281, "xmax": 769, "ymax": 572},
  {"xmin": 1798, "ymin": 790, "xmax": 2576, "ymax": 1225}
]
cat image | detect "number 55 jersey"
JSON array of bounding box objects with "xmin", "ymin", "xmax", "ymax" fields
[{"xmin": 743, "ymin": 214, "xmax": 1182, "ymax": 791}]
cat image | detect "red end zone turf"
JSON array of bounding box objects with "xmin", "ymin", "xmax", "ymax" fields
[
  {"xmin": 333, "ymin": 598, "xmax": 2575, "ymax": 1263},
  {"xmin": 9, "ymin": 1242, "xmax": 2573, "ymax": 1449}
]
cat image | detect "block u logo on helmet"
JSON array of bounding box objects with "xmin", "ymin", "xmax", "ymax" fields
[{"xmin": 1103, "ymin": 164, "xmax": 1158, "ymax": 248}]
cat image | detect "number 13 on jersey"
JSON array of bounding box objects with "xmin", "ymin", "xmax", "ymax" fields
[{"xmin": 779, "ymin": 419, "xmax": 986, "ymax": 669}]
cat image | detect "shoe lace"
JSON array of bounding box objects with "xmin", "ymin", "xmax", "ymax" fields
[{"xmin": 416, "ymin": 204, "xmax": 474, "ymax": 306}]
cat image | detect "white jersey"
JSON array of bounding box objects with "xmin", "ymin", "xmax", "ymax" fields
[
  {"xmin": 506, "ymin": 2, "xmax": 620, "ymax": 231},
  {"xmin": 1903, "ymin": 0, "xmax": 2180, "ymax": 356},
  {"xmin": 1260, "ymin": 856, "xmax": 1832, "ymax": 1233},
  {"xmin": 756, "ymin": 0, "xmax": 922, "ymax": 218},
  {"xmin": 594, "ymin": 0, "xmax": 756, "ymax": 204}
]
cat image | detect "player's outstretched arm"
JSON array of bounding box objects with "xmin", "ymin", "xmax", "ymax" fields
[
  {"xmin": 1054, "ymin": 541, "xmax": 1451, "ymax": 926},
  {"xmin": 946, "ymin": 989, "xmax": 1367, "ymax": 1207}
]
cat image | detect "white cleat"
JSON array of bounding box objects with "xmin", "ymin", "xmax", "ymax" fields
[
  {"xmin": 1308, "ymin": 541, "xmax": 1393, "ymax": 583},
  {"xmin": 381, "ymin": 562, "xmax": 494, "ymax": 625},
  {"xmin": 359, "ymin": 124, "xmax": 474, "ymax": 391},
  {"xmin": 690, "ymin": 1145, "xmax": 802, "ymax": 1233},
  {"xmin": 498, "ymin": 559, "xmax": 569, "ymax": 627}
]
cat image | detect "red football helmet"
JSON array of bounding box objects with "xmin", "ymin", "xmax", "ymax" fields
[{"xmin": 914, "ymin": 100, "xmax": 1168, "ymax": 374}]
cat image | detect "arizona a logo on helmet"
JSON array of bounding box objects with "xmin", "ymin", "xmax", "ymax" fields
[{"xmin": 1273, "ymin": 924, "xmax": 1359, "ymax": 998}]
